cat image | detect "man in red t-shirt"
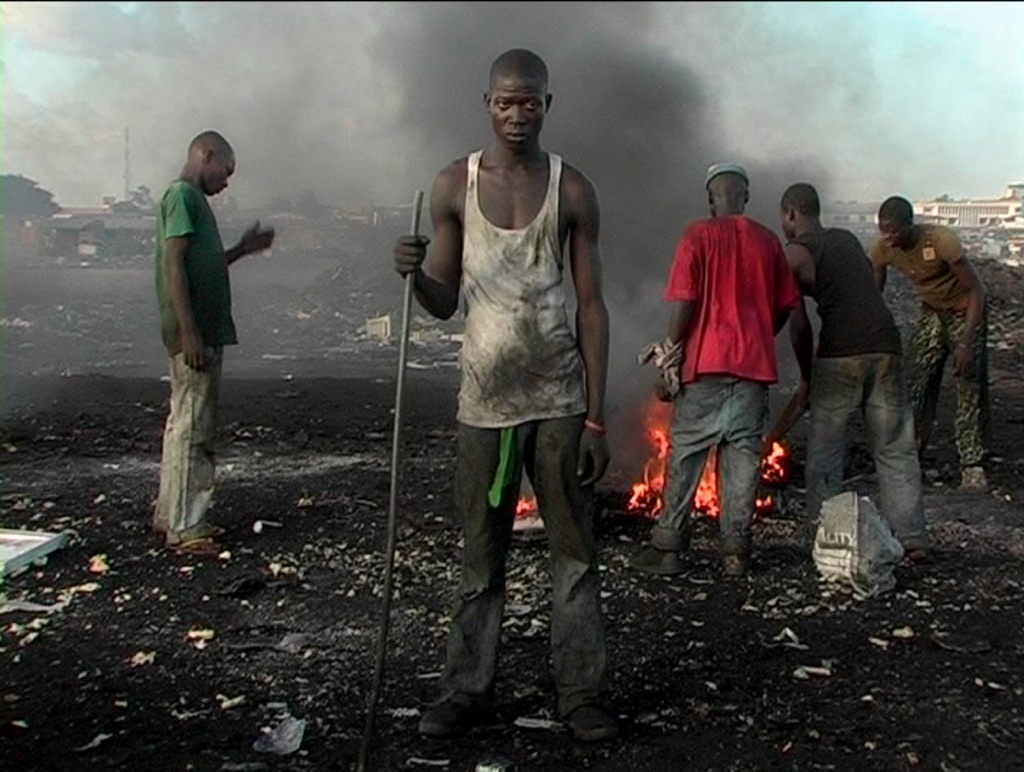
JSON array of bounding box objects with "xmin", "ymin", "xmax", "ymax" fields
[{"xmin": 631, "ymin": 163, "xmax": 801, "ymax": 578}]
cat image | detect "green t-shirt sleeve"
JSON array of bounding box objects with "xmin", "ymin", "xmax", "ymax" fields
[{"xmin": 161, "ymin": 185, "xmax": 196, "ymax": 240}]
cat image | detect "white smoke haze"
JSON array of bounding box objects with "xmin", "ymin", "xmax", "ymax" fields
[
  {"xmin": 4, "ymin": 2, "xmax": 1019, "ymax": 209},
  {"xmin": 2, "ymin": 2, "xmax": 1020, "ymax": 446}
]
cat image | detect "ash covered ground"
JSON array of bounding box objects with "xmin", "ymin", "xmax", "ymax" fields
[{"xmin": 1, "ymin": 231, "xmax": 1023, "ymax": 772}]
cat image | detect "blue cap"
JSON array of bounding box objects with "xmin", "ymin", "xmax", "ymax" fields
[{"xmin": 705, "ymin": 162, "xmax": 749, "ymax": 188}]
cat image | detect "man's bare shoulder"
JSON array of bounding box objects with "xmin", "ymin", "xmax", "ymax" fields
[
  {"xmin": 435, "ymin": 157, "xmax": 469, "ymax": 190},
  {"xmin": 431, "ymin": 157, "xmax": 470, "ymax": 214},
  {"xmin": 556, "ymin": 160, "xmax": 599, "ymax": 226},
  {"xmin": 785, "ymin": 240, "xmax": 814, "ymax": 260},
  {"xmin": 559, "ymin": 160, "xmax": 597, "ymax": 198}
]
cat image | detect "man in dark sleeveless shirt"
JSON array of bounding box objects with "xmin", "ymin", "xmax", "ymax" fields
[{"xmin": 778, "ymin": 183, "xmax": 929, "ymax": 559}]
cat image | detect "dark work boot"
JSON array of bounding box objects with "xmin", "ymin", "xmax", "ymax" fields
[
  {"xmin": 418, "ymin": 697, "xmax": 483, "ymax": 738},
  {"xmin": 630, "ymin": 544, "xmax": 685, "ymax": 576},
  {"xmin": 567, "ymin": 704, "xmax": 620, "ymax": 742}
]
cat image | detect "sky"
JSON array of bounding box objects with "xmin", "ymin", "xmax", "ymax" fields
[
  {"xmin": 1, "ymin": 1, "xmax": 1021, "ymax": 435},
  {"xmin": 2, "ymin": 1, "xmax": 1021, "ymax": 213}
]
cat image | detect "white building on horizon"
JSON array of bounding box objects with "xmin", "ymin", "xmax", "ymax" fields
[
  {"xmin": 914, "ymin": 183, "xmax": 1024, "ymax": 230},
  {"xmin": 819, "ymin": 183, "xmax": 1024, "ymax": 233}
]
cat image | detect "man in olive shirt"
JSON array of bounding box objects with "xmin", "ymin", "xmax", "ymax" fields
[
  {"xmin": 870, "ymin": 196, "xmax": 989, "ymax": 494},
  {"xmin": 153, "ymin": 131, "xmax": 275, "ymax": 553}
]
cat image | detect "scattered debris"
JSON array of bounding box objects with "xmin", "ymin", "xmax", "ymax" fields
[
  {"xmin": 0, "ymin": 529, "xmax": 70, "ymax": 577},
  {"xmin": 252, "ymin": 715, "xmax": 306, "ymax": 755},
  {"xmin": 930, "ymin": 633, "xmax": 993, "ymax": 654},
  {"xmin": 129, "ymin": 651, "xmax": 156, "ymax": 667},
  {"xmin": 217, "ymin": 694, "xmax": 246, "ymax": 710},
  {"xmin": 793, "ymin": 664, "xmax": 833, "ymax": 680},
  {"xmin": 72, "ymin": 732, "xmax": 113, "ymax": 752},
  {"xmin": 186, "ymin": 628, "xmax": 216, "ymax": 650},
  {"xmin": 88, "ymin": 554, "xmax": 110, "ymax": 574},
  {"xmin": 513, "ymin": 716, "xmax": 563, "ymax": 731}
]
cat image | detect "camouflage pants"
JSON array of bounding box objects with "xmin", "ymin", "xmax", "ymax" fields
[{"xmin": 909, "ymin": 304, "xmax": 990, "ymax": 468}]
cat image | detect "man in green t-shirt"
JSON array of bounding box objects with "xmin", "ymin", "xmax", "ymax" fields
[
  {"xmin": 153, "ymin": 131, "xmax": 274, "ymax": 554},
  {"xmin": 869, "ymin": 195, "xmax": 989, "ymax": 495}
]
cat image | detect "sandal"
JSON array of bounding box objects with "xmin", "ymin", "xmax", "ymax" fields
[
  {"xmin": 165, "ymin": 524, "xmax": 226, "ymax": 545},
  {"xmin": 168, "ymin": 536, "xmax": 223, "ymax": 556}
]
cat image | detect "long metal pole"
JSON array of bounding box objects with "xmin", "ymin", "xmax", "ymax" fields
[{"xmin": 356, "ymin": 190, "xmax": 424, "ymax": 772}]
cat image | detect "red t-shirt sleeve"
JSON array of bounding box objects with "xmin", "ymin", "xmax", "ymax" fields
[{"xmin": 663, "ymin": 223, "xmax": 703, "ymax": 302}]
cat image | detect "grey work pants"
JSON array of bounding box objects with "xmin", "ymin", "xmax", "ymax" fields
[
  {"xmin": 437, "ymin": 415, "xmax": 609, "ymax": 717},
  {"xmin": 805, "ymin": 353, "xmax": 929, "ymax": 550},
  {"xmin": 651, "ymin": 377, "xmax": 767, "ymax": 557}
]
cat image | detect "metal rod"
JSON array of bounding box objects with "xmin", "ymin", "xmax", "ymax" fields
[{"xmin": 357, "ymin": 189, "xmax": 424, "ymax": 772}]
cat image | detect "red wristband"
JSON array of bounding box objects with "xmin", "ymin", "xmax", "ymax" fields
[{"xmin": 584, "ymin": 419, "xmax": 606, "ymax": 435}]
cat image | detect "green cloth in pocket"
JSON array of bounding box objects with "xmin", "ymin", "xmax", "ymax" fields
[{"xmin": 488, "ymin": 427, "xmax": 518, "ymax": 509}]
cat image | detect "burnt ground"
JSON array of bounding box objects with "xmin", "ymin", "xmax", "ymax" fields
[{"xmin": 1, "ymin": 247, "xmax": 1023, "ymax": 772}]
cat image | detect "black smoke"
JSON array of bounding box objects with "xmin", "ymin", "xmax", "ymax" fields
[{"xmin": 372, "ymin": 2, "xmax": 826, "ymax": 473}]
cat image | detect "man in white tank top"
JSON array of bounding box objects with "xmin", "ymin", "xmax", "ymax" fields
[{"xmin": 393, "ymin": 48, "xmax": 617, "ymax": 742}]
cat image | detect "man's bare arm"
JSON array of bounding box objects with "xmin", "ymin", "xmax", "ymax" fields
[
  {"xmin": 950, "ymin": 257, "xmax": 986, "ymax": 347},
  {"xmin": 789, "ymin": 297, "xmax": 814, "ymax": 385},
  {"xmin": 226, "ymin": 221, "xmax": 275, "ymax": 265},
  {"xmin": 784, "ymin": 242, "xmax": 816, "ymax": 294},
  {"xmin": 949, "ymin": 256, "xmax": 986, "ymax": 377},
  {"xmin": 566, "ymin": 167, "xmax": 609, "ymax": 428},
  {"xmin": 872, "ymin": 262, "xmax": 888, "ymax": 290},
  {"xmin": 668, "ymin": 300, "xmax": 696, "ymax": 345},
  {"xmin": 565, "ymin": 165, "xmax": 611, "ymax": 486},
  {"xmin": 782, "ymin": 242, "xmax": 814, "ymax": 381},
  {"xmin": 406, "ymin": 163, "xmax": 464, "ymax": 320}
]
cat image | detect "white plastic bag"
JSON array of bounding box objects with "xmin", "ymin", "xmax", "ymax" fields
[{"xmin": 812, "ymin": 491, "xmax": 904, "ymax": 599}]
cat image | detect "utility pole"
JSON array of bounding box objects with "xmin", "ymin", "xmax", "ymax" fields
[{"xmin": 124, "ymin": 126, "xmax": 132, "ymax": 201}]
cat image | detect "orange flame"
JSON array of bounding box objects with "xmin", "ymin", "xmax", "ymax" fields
[
  {"xmin": 625, "ymin": 400, "xmax": 790, "ymax": 519},
  {"xmin": 513, "ymin": 401, "xmax": 792, "ymax": 520},
  {"xmin": 516, "ymin": 496, "xmax": 537, "ymax": 516}
]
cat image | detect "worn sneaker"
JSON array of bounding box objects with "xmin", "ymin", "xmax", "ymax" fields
[
  {"xmin": 630, "ymin": 544, "xmax": 685, "ymax": 576},
  {"xmin": 721, "ymin": 554, "xmax": 749, "ymax": 578},
  {"xmin": 567, "ymin": 704, "xmax": 619, "ymax": 742},
  {"xmin": 958, "ymin": 466, "xmax": 988, "ymax": 494},
  {"xmin": 417, "ymin": 698, "xmax": 480, "ymax": 738}
]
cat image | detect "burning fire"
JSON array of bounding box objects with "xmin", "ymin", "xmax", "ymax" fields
[
  {"xmin": 516, "ymin": 496, "xmax": 537, "ymax": 516},
  {"xmin": 513, "ymin": 400, "xmax": 791, "ymax": 520},
  {"xmin": 625, "ymin": 403, "xmax": 790, "ymax": 518}
]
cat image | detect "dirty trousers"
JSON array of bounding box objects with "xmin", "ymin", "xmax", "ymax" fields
[
  {"xmin": 153, "ymin": 348, "xmax": 223, "ymax": 539},
  {"xmin": 805, "ymin": 354, "xmax": 929, "ymax": 551},
  {"xmin": 438, "ymin": 415, "xmax": 609, "ymax": 717},
  {"xmin": 909, "ymin": 304, "xmax": 990, "ymax": 469},
  {"xmin": 651, "ymin": 377, "xmax": 767, "ymax": 557}
]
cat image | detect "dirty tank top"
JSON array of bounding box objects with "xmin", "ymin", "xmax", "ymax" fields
[{"xmin": 457, "ymin": 150, "xmax": 587, "ymax": 428}]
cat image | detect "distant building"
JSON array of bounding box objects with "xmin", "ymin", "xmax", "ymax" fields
[
  {"xmin": 50, "ymin": 209, "xmax": 155, "ymax": 258},
  {"xmin": 821, "ymin": 200, "xmax": 881, "ymax": 229},
  {"xmin": 914, "ymin": 184, "xmax": 1024, "ymax": 230}
]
